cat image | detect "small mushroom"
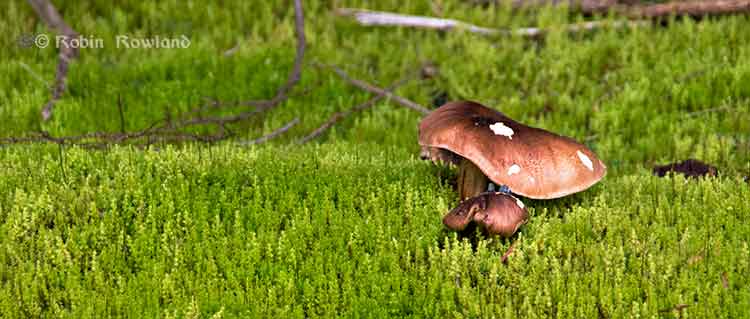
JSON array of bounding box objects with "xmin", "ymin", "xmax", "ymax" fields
[
  {"xmin": 419, "ymin": 101, "xmax": 606, "ymax": 200},
  {"xmin": 443, "ymin": 192, "xmax": 528, "ymax": 237},
  {"xmin": 421, "ymin": 101, "xmax": 607, "ymax": 238}
]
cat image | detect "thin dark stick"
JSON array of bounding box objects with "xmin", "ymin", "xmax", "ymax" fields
[
  {"xmin": 501, "ymin": 0, "xmax": 750, "ymax": 18},
  {"xmin": 117, "ymin": 94, "xmax": 126, "ymax": 134},
  {"xmin": 238, "ymin": 118, "xmax": 300, "ymax": 146},
  {"xmin": 298, "ymin": 76, "xmax": 413, "ymax": 144},
  {"xmin": 500, "ymin": 239, "xmax": 518, "ymax": 264},
  {"xmin": 683, "ymin": 105, "xmax": 735, "ymax": 118},
  {"xmin": 2, "ymin": 0, "xmax": 308, "ymax": 148},
  {"xmin": 721, "ymin": 272, "xmax": 729, "ymax": 289},
  {"xmin": 238, "ymin": 0, "xmax": 306, "ymax": 110},
  {"xmin": 297, "ymin": 97, "xmax": 382, "ymax": 144},
  {"xmin": 28, "ymin": 0, "xmax": 80, "ymax": 121},
  {"xmin": 628, "ymin": 0, "xmax": 750, "ymax": 19},
  {"xmin": 325, "ymin": 64, "xmax": 431, "ymax": 115},
  {"xmin": 57, "ymin": 143, "xmax": 68, "ymax": 184},
  {"xmin": 151, "ymin": 0, "xmax": 308, "ymax": 131},
  {"xmin": 503, "ymin": 0, "xmax": 617, "ymax": 14}
]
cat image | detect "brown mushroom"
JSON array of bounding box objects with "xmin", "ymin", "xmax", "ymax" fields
[
  {"xmin": 419, "ymin": 101, "xmax": 606, "ymax": 200},
  {"xmin": 443, "ymin": 192, "xmax": 528, "ymax": 237}
]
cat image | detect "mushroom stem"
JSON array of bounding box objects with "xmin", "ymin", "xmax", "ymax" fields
[{"xmin": 458, "ymin": 158, "xmax": 490, "ymax": 201}]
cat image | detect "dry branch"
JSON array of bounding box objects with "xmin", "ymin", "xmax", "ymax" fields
[
  {"xmin": 196, "ymin": 0, "xmax": 307, "ymax": 113},
  {"xmin": 2, "ymin": 0, "xmax": 307, "ymax": 148},
  {"xmin": 336, "ymin": 8, "xmax": 505, "ymax": 36},
  {"xmin": 241, "ymin": 0, "xmax": 306, "ymax": 110},
  {"xmin": 627, "ymin": 0, "xmax": 750, "ymax": 19},
  {"xmin": 28, "ymin": 0, "xmax": 80, "ymax": 121},
  {"xmin": 298, "ymin": 76, "xmax": 415, "ymax": 144},
  {"xmin": 505, "ymin": 0, "xmax": 620, "ymax": 13},
  {"xmin": 238, "ymin": 118, "xmax": 300, "ymax": 146},
  {"xmin": 501, "ymin": 0, "xmax": 750, "ymax": 18},
  {"xmin": 336, "ymin": 8, "xmax": 647, "ymax": 39},
  {"xmin": 323, "ymin": 64, "xmax": 431, "ymax": 115}
]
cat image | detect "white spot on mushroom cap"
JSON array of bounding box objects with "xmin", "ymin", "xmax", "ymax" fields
[
  {"xmin": 515, "ymin": 198, "xmax": 525, "ymax": 209},
  {"xmin": 489, "ymin": 122, "xmax": 513, "ymax": 139},
  {"xmin": 507, "ymin": 164, "xmax": 521, "ymax": 176},
  {"xmin": 577, "ymin": 150, "xmax": 594, "ymax": 171}
]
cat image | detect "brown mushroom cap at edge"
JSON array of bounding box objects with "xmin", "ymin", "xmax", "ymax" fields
[
  {"xmin": 419, "ymin": 101, "xmax": 607, "ymax": 199},
  {"xmin": 443, "ymin": 192, "xmax": 528, "ymax": 238}
]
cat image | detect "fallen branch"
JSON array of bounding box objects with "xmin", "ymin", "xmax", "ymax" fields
[
  {"xmin": 184, "ymin": 0, "xmax": 306, "ymax": 116},
  {"xmin": 238, "ymin": 118, "xmax": 300, "ymax": 146},
  {"xmin": 502, "ymin": 0, "xmax": 750, "ymax": 18},
  {"xmin": 323, "ymin": 63, "xmax": 431, "ymax": 114},
  {"xmin": 2, "ymin": 0, "xmax": 307, "ymax": 148},
  {"xmin": 28, "ymin": 0, "xmax": 80, "ymax": 121},
  {"xmin": 627, "ymin": 0, "xmax": 750, "ymax": 18},
  {"xmin": 336, "ymin": 8, "xmax": 505, "ymax": 36},
  {"xmin": 241, "ymin": 0, "xmax": 306, "ymax": 110},
  {"xmin": 504, "ymin": 0, "xmax": 619, "ymax": 14},
  {"xmin": 298, "ymin": 76, "xmax": 415, "ymax": 144},
  {"xmin": 336, "ymin": 8, "xmax": 647, "ymax": 39}
]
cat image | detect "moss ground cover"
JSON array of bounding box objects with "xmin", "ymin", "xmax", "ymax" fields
[{"xmin": 1, "ymin": 1, "xmax": 749, "ymax": 317}]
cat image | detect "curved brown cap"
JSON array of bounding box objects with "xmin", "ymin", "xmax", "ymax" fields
[
  {"xmin": 443, "ymin": 192, "xmax": 528, "ymax": 238},
  {"xmin": 419, "ymin": 101, "xmax": 606, "ymax": 199}
]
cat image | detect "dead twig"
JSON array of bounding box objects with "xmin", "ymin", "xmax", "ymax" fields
[
  {"xmin": 500, "ymin": 239, "xmax": 518, "ymax": 264},
  {"xmin": 336, "ymin": 8, "xmax": 647, "ymax": 39},
  {"xmin": 237, "ymin": 0, "xmax": 306, "ymax": 111},
  {"xmin": 323, "ymin": 63, "xmax": 431, "ymax": 115},
  {"xmin": 3, "ymin": 0, "xmax": 307, "ymax": 148},
  {"xmin": 57, "ymin": 143, "xmax": 68, "ymax": 183},
  {"xmin": 683, "ymin": 105, "xmax": 735, "ymax": 118},
  {"xmin": 172, "ymin": 0, "xmax": 307, "ymax": 129},
  {"xmin": 501, "ymin": 0, "xmax": 750, "ymax": 18},
  {"xmin": 504, "ymin": 0, "xmax": 620, "ymax": 14},
  {"xmin": 627, "ymin": 0, "xmax": 750, "ymax": 19},
  {"xmin": 117, "ymin": 94, "xmax": 126, "ymax": 134},
  {"xmin": 28, "ymin": 0, "xmax": 80, "ymax": 121},
  {"xmin": 336, "ymin": 8, "xmax": 505, "ymax": 36},
  {"xmin": 238, "ymin": 118, "xmax": 300, "ymax": 146},
  {"xmin": 721, "ymin": 272, "xmax": 729, "ymax": 289},
  {"xmin": 298, "ymin": 76, "xmax": 415, "ymax": 144}
]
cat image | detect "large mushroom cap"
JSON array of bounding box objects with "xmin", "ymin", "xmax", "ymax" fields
[
  {"xmin": 419, "ymin": 101, "xmax": 606, "ymax": 199},
  {"xmin": 443, "ymin": 192, "xmax": 528, "ymax": 238}
]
